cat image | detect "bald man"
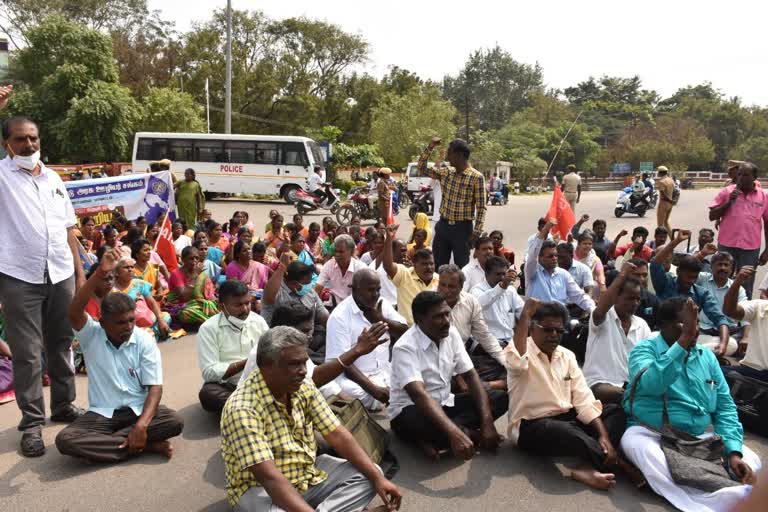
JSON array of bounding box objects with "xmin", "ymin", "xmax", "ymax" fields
[{"xmin": 325, "ymin": 269, "xmax": 409, "ymax": 410}]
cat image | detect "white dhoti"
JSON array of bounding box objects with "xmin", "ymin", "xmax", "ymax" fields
[
  {"xmin": 697, "ymin": 334, "xmax": 739, "ymax": 357},
  {"xmin": 621, "ymin": 425, "xmax": 761, "ymax": 512},
  {"xmin": 336, "ymin": 369, "xmax": 390, "ymax": 411}
]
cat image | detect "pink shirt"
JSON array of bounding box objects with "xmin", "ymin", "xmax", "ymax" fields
[
  {"xmin": 710, "ymin": 185, "xmax": 768, "ymax": 250},
  {"xmin": 317, "ymin": 257, "xmax": 369, "ymax": 304}
]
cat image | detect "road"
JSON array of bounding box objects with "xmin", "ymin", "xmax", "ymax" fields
[{"xmin": 1, "ymin": 188, "xmax": 765, "ymax": 512}]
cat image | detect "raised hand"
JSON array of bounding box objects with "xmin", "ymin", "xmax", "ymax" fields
[
  {"xmin": 619, "ymin": 260, "xmax": 637, "ymax": 276},
  {"xmin": 617, "ymin": 229, "xmax": 628, "ymax": 238},
  {"xmin": 675, "ymin": 229, "xmax": 692, "ymax": 243},
  {"xmin": 580, "ymin": 214, "xmax": 590, "ymax": 223},
  {"xmin": 356, "ymin": 322, "xmax": 389, "ymax": 355},
  {"xmin": 385, "ymin": 223, "xmax": 399, "ymax": 240},
  {"xmin": 734, "ymin": 266, "xmax": 755, "ymax": 284},
  {"xmin": 99, "ymin": 248, "xmax": 122, "ymax": 273},
  {"xmin": 701, "ymin": 243, "xmax": 718, "ymax": 257},
  {"xmin": 521, "ymin": 297, "xmax": 541, "ymax": 318},
  {"xmin": 679, "ymin": 298, "xmax": 699, "ymax": 349},
  {"xmin": 0, "ymin": 84, "xmax": 12, "ymax": 110}
]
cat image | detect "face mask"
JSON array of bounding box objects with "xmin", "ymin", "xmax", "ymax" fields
[
  {"xmin": 296, "ymin": 282, "xmax": 313, "ymax": 297},
  {"xmin": 12, "ymin": 150, "xmax": 41, "ymax": 171},
  {"xmin": 223, "ymin": 306, "xmax": 246, "ymax": 330}
]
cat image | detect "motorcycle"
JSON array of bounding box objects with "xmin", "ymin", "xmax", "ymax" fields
[
  {"xmin": 293, "ymin": 185, "xmax": 341, "ymax": 216},
  {"xmin": 487, "ymin": 190, "xmax": 507, "ymax": 206},
  {"xmin": 408, "ymin": 185, "xmax": 433, "ymax": 220},
  {"xmin": 648, "ymin": 189, "xmax": 659, "ymax": 208},
  {"xmin": 614, "ymin": 186, "xmax": 648, "ymax": 218},
  {"xmin": 397, "ymin": 182, "xmax": 411, "ymax": 207},
  {"xmin": 335, "ymin": 186, "xmax": 394, "ymax": 226}
]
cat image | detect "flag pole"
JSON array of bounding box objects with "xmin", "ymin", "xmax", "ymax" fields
[{"xmin": 546, "ymin": 110, "xmax": 583, "ymax": 174}]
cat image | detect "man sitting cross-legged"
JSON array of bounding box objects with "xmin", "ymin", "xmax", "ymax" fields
[
  {"xmin": 197, "ymin": 280, "xmax": 270, "ymax": 413},
  {"xmin": 582, "ymin": 262, "xmax": 652, "ymax": 404},
  {"xmin": 56, "ymin": 249, "xmax": 184, "ymax": 462},
  {"xmin": 221, "ymin": 326, "xmax": 402, "ymax": 512},
  {"xmin": 505, "ymin": 299, "xmax": 639, "ymax": 490},
  {"xmin": 325, "ymin": 269, "xmax": 408, "ymax": 411},
  {"xmin": 389, "ymin": 291, "xmax": 507, "ymax": 461}
]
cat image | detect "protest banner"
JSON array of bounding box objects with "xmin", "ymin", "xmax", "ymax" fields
[{"xmin": 64, "ymin": 171, "xmax": 177, "ymax": 226}]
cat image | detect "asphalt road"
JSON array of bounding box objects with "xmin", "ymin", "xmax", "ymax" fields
[{"xmin": 1, "ymin": 188, "xmax": 765, "ymax": 512}]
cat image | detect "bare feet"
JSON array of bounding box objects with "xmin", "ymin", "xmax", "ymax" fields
[
  {"xmin": 418, "ymin": 441, "xmax": 440, "ymax": 461},
  {"xmin": 570, "ymin": 467, "xmax": 616, "ymax": 490},
  {"xmin": 146, "ymin": 440, "xmax": 174, "ymax": 459}
]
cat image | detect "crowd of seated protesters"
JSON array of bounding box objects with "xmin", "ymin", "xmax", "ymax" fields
[{"xmin": 56, "ymin": 196, "xmax": 768, "ymax": 512}]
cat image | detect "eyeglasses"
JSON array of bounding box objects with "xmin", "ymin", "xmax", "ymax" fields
[{"xmin": 532, "ymin": 322, "xmax": 566, "ymax": 335}]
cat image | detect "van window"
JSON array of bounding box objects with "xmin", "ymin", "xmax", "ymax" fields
[
  {"xmin": 255, "ymin": 142, "xmax": 279, "ymax": 164},
  {"xmin": 226, "ymin": 141, "xmax": 256, "ymax": 164},
  {"xmin": 282, "ymin": 142, "xmax": 309, "ymax": 166},
  {"xmin": 194, "ymin": 140, "xmax": 225, "ymax": 162},
  {"xmin": 169, "ymin": 139, "xmax": 194, "ymax": 161},
  {"xmin": 137, "ymin": 138, "xmax": 153, "ymax": 160}
]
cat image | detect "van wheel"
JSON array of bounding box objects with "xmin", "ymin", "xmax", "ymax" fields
[{"xmin": 281, "ymin": 185, "xmax": 300, "ymax": 204}]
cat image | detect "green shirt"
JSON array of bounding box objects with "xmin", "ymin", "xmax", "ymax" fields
[{"xmin": 623, "ymin": 334, "xmax": 743, "ymax": 456}]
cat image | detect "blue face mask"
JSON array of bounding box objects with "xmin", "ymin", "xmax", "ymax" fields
[{"xmin": 296, "ymin": 282, "xmax": 313, "ymax": 297}]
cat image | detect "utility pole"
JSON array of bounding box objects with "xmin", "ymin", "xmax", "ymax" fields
[{"xmin": 224, "ymin": 0, "xmax": 232, "ymax": 134}]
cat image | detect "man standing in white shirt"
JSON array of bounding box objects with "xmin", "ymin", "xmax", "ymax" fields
[
  {"xmin": 461, "ymin": 236, "xmax": 494, "ymax": 292},
  {"xmin": 389, "ymin": 291, "xmax": 506, "ymax": 461},
  {"xmin": 0, "ymin": 115, "xmax": 86, "ymax": 457},
  {"xmin": 471, "ymin": 256, "xmax": 524, "ymax": 343},
  {"xmin": 325, "ymin": 269, "xmax": 408, "ymax": 410},
  {"xmin": 582, "ymin": 262, "xmax": 651, "ymax": 404}
]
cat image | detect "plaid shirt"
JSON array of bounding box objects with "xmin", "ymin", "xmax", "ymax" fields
[
  {"xmin": 220, "ymin": 369, "xmax": 340, "ymax": 506},
  {"xmin": 426, "ymin": 165, "xmax": 487, "ymax": 232}
]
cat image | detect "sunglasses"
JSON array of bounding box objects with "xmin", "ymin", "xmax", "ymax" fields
[{"xmin": 532, "ymin": 322, "xmax": 566, "ymax": 335}]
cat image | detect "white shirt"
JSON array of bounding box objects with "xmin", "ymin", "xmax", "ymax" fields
[
  {"xmin": 470, "ymin": 280, "xmax": 525, "ymax": 341},
  {"xmin": 582, "ymin": 307, "xmax": 652, "ymax": 388},
  {"xmin": 388, "ymin": 325, "xmax": 474, "ymax": 419},
  {"xmin": 239, "ymin": 345, "xmax": 341, "ymax": 399},
  {"xmin": 566, "ymin": 260, "xmax": 595, "ymax": 290},
  {"xmin": 197, "ymin": 312, "xmax": 269, "ymax": 386},
  {"xmin": 461, "ymin": 258, "xmax": 486, "ymax": 292},
  {"xmin": 0, "ymin": 157, "xmax": 77, "ymax": 284},
  {"xmin": 308, "ymin": 172, "xmax": 323, "ymax": 192},
  {"xmin": 360, "ymin": 252, "xmax": 374, "ymax": 265},
  {"xmin": 173, "ymin": 234, "xmax": 192, "ymax": 256},
  {"xmin": 431, "ymin": 179, "xmax": 442, "ymax": 222},
  {"xmin": 325, "ymin": 295, "xmax": 406, "ymax": 376},
  {"xmin": 740, "ymin": 300, "xmax": 768, "ymax": 371},
  {"xmin": 370, "ymin": 259, "xmax": 397, "ymax": 307}
]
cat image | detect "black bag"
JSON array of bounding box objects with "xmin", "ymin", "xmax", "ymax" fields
[
  {"xmin": 629, "ymin": 367, "xmax": 739, "ymax": 492},
  {"xmin": 725, "ymin": 371, "xmax": 768, "ymax": 436}
]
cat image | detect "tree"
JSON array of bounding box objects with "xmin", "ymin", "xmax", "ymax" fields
[
  {"xmin": 7, "ymin": 17, "xmax": 139, "ymax": 162},
  {"xmin": 443, "ymin": 45, "xmax": 544, "ymax": 133},
  {"xmin": 730, "ymin": 137, "xmax": 768, "ymax": 174},
  {"xmin": 332, "ymin": 143, "xmax": 385, "ymax": 169},
  {"xmin": 369, "ymin": 86, "xmax": 457, "ymax": 169},
  {"xmin": 469, "ymin": 130, "xmax": 505, "ymax": 173},
  {"xmin": 138, "ymin": 87, "xmax": 205, "ymax": 133},
  {"xmin": 610, "ymin": 116, "xmax": 715, "ymax": 170},
  {"xmin": 0, "ymin": 0, "xmax": 149, "ymax": 47},
  {"xmin": 56, "ymin": 81, "xmax": 142, "ymax": 162},
  {"xmin": 564, "ymin": 75, "xmax": 659, "ymax": 146}
]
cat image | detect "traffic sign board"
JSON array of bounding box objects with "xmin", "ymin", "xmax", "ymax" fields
[{"xmin": 639, "ymin": 161, "xmax": 654, "ymax": 172}]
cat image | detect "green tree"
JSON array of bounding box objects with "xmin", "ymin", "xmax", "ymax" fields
[
  {"xmin": 730, "ymin": 137, "xmax": 768, "ymax": 174},
  {"xmin": 0, "ymin": 0, "xmax": 149, "ymax": 47},
  {"xmin": 611, "ymin": 116, "xmax": 715, "ymax": 170},
  {"xmin": 305, "ymin": 125, "xmax": 342, "ymax": 143},
  {"xmin": 7, "ymin": 16, "xmax": 140, "ymax": 162},
  {"xmin": 443, "ymin": 45, "xmax": 544, "ymax": 133},
  {"xmin": 332, "ymin": 143, "xmax": 385, "ymax": 169},
  {"xmin": 469, "ymin": 130, "xmax": 505, "ymax": 173},
  {"xmin": 138, "ymin": 87, "xmax": 205, "ymax": 133},
  {"xmin": 369, "ymin": 86, "xmax": 457, "ymax": 169}
]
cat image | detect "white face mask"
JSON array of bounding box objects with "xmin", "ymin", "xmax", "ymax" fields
[
  {"xmin": 223, "ymin": 305, "xmax": 247, "ymax": 330},
  {"xmin": 13, "ymin": 150, "xmax": 41, "ymax": 171}
]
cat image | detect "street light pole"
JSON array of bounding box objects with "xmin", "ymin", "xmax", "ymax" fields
[{"xmin": 224, "ymin": 0, "xmax": 232, "ymax": 134}]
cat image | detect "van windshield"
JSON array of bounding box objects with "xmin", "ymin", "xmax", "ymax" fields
[{"xmin": 307, "ymin": 142, "xmax": 326, "ymax": 167}]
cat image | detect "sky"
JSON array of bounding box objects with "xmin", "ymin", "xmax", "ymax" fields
[{"xmin": 149, "ymin": 0, "xmax": 768, "ymax": 106}]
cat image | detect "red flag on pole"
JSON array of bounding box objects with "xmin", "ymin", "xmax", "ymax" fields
[
  {"xmin": 545, "ymin": 180, "xmax": 576, "ymax": 239},
  {"xmin": 386, "ymin": 191, "xmax": 395, "ymax": 225},
  {"xmin": 154, "ymin": 213, "xmax": 179, "ymax": 272}
]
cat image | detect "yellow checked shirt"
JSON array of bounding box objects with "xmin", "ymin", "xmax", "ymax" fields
[
  {"xmin": 220, "ymin": 369, "xmax": 341, "ymax": 507},
  {"xmin": 425, "ymin": 165, "xmax": 487, "ymax": 232}
]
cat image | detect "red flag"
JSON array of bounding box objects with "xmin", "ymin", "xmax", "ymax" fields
[
  {"xmin": 545, "ymin": 182, "xmax": 576, "ymax": 239},
  {"xmin": 154, "ymin": 213, "xmax": 179, "ymax": 272},
  {"xmin": 386, "ymin": 191, "xmax": 395, "ymax": 225}
]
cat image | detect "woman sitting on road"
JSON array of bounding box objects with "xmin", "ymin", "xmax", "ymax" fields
[
  {"xmin": 194, "ymin": 239, "xmax": 223, "ymax": 285},
  {"xmin": 165, "ymin": 246, "xmax": 219, "ymax": 328},
  {"xmin": 225, "ymin": 240, "xmax": 269, "ymax": 293},
  {"xmin": 206, "ymin": 220, "xmax": 229, "ymax": 256},
  {"xmin": 131, "ymin": 238, "xmax": 168, "ymax": 300},
  {"xmin": 574, "ymin": 230, "xmax": 607, "ymax": 296},
  {"xmin": 113, "ymin": 257, "xmax": 171, "ymax": 342},
  {"xmin": 621, "ymin": 297, "xmax": 761, "ymax": 512}
]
